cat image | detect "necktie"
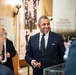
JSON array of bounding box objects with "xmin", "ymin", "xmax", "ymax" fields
[{"xmin": 41, "ymin": 34, "xmax": 45, "ymax": 55}]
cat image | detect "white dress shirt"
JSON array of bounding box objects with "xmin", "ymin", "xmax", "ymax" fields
[
  {"xmin": 1, "ymin": 41, "xmax": 7, "ymax": 63},
  {"xmin": 39, "ymin": 32, "xmax": 49, "ymax": 49}
]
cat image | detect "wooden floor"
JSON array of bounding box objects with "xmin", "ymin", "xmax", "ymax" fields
[
  {"xmin": 18, "ymin": 66, "xmax": 33, "ymax": 75},
  {"xmin": 18, "ymin": 73, "xmax": 21, "ymax": 75}
]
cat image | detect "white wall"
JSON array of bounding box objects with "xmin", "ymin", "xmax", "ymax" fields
[{"xmin": 53, "ymin": 0, "xmax": 76, "ymax": 33}]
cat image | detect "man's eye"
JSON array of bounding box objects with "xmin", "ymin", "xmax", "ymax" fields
[
  {"xmin": 43, "ymin": 23, "xmax": 46, "ymax": 25},
  {"xmin": 47, "ymin": 23, "xmax": 50, "ymax": 25}
]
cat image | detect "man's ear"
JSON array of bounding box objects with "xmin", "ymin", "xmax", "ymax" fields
[{"xmin": 38, "ymin": 24, "xmax": 40, "ymax": 28}]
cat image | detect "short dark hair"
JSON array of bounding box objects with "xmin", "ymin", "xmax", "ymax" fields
[{"xmin": 38, "ymin": 16, "xmax": 49, "ymax": 25}]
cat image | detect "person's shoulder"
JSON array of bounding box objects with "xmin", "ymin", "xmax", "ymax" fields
[
  {"xmin": 30, "ymin": 32, "xmax": 39, "ymax": 37},
  {"xmin": 29, "ymin": 33, "xmax": 39, "ymax": 40},
  {"xmin": 50, "ymin": 31, "xmax": 61, "ymax": 37},
  {"xmin": 71, "ymin": 39, "xmax": 76, "ymax": 47},
  {"xmin": 6, "ymin": 38, "xmax": 13, "ymax": 43}
]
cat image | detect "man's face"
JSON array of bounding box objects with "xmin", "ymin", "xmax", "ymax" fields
[{"xmin": 38, "ymin": 18, "xmax": 51, "ymax": 34}]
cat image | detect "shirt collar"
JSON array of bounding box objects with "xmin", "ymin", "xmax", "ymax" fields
[
  {"xmin": 4, "ymin": 40, "xmax": 6, "ymax": 44},
  {"xmin": 40, "ymin": 31, "xmax": 49, "ymax": 37}
]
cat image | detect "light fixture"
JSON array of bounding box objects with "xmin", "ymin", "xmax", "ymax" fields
[
  {"xmin": 13, "ymin": 4, "xmax": 21, "ymax": 17},
  {"xmin": 5, "ymin": 0, "xmax": 22, "ymax": 17}
]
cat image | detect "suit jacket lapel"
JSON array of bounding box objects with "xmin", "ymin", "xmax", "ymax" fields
[
  {"xmin": 44, "ymin": 31, "xmax": 54, "ymax": 55},
  {"xmin": 37, "ymin": 32, "xmax": 54, "ymax": 56},
  {"xmin": 47, "ymin": 32, "xmax": 54, "ymax": 48},
  {"xmin": 36, "ymin": 33, "xmax": 40, "ymax": 51},
  {"xmin": 37, "ymin": 33, "xmax": 46, "ymax": 55}
]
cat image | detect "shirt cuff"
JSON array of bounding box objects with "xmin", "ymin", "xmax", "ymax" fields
[{"xmin": 31, "ymin": 60, "xmax": 36, "ymax": 68}]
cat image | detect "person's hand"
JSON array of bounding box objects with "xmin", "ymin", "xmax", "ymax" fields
[
  {"xmin": 33, "ymin": 60, "xmax": 41, "ymax": 68},
  {"xmin": 6, "ymin": 52, "xmax": 10, "ymax": 58}
]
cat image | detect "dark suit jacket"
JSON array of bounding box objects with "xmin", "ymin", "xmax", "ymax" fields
[
  {"xmin": 25, "ymin": 31, "xmax": 65, "ymax": 75},
  {"xmin": 0, "ymin": 64, "xmax": 14, "ymax": 75},
  {"xmin": 3, "ymin": 38, "xmax": 16, "ymax": 72},
  {"xmin": 64, "ymin": 39, "xmax": 76, "ymax": 75}
]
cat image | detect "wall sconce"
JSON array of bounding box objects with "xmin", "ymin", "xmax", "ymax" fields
[
  {"xmin": 38, "ymin": 0, "xmax": 40, "ymax": 6},
  {"xmin": 13, "ymin": 4, "xmax": 21, "ymax": 17}
]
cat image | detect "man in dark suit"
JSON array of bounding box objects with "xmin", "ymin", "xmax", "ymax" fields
[
  {"xmin": 64, "ymin": 39, "xmax": 76, "ymax": 75},
  {"xmin": 25, "ymin": 16, "xmax": 65, "ymax": 75},
  {"xmin": 0, "ymin": 24, "xmax": 14, "ymax": 75},
  {"xmin": 1, "ymin": 28, "xmax": 17, "ymax": 72}
]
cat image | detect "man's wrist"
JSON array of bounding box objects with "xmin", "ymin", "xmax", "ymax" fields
[{"xmin": 31, "ymin": 60, "xmax": 36, "ymax": 68}]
